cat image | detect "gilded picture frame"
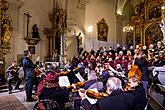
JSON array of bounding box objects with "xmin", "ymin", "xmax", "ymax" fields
[{"xmin": 97, "ymin": 18, "xmax": 109, "ymax": 42}]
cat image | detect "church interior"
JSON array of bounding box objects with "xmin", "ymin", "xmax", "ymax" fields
[{"xmin": 0, "ymin": 0, "xmax": 165, "ymax": 110}]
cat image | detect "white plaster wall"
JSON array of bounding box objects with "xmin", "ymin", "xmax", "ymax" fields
[
  {"xmin": 66, "ymin": 0, "xmax": 86, "ymax": 60},
  {"xmin": 85, "ymin": 0, "xmax": 117, "ymax": 50},
  {"xmin": 5, "ymin": 0, "xmax": 52, "ymax": 70}
]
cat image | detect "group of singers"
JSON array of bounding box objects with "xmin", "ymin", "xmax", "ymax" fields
[{"xmin": 6, "ymin": 40, "xmax": 165, "ymax": 110}]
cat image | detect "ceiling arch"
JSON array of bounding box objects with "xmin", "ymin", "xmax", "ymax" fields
[{"xmin": 116, "ymin": 0, "xmax": 143, "ymax": 15}]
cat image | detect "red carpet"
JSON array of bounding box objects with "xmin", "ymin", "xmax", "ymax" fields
[{"xmin": 0, "ymin": 95, "xmax": 27, "ymax": 110}]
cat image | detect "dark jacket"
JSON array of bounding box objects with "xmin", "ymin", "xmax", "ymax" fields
[
  {"xmin": 22, "ymin": 57, "xmax": 36, "ymax": 78},
  {"xmin": 39, "ymin": 87, "xmax": 69, "ymax": 109},
  {"xmin": 82, "ymin": 89, "xmax": 135, "ymax": 110},
  {"xmin": 131, "ymin": 83, "xmax": 147, "ymax": 110},
  {"xmin": 134, "ymin": 57, "xmax": 149, "ymax": 81}
]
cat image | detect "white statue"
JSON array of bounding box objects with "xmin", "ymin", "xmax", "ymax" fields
[{"xmin": 160, "ymin": 19, "xmax": 165, "ymax": 41}]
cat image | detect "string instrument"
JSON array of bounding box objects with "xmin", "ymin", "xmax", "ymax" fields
[
  {"xmin": 124, "ymin": 65, "xmax": 142, "ymax": 92},
  {"xmin": 67, "ymin": 81, "xmax": 86, "ymax": 92},
  {"xmin": 58, "ymin": 66, "xmax": 81, "ymax": 76},
  {"xmin": 71, "ymin": 88, "xmax": 108, "ymax": 99},
  {"xmin": 123, "ymin": 80, "xmax": 140, "ymax": 92},
  {"xmin": 35, "ymin": 66, "xmax": 81, "ymax": 77},
  {"xmin": 11, "ymin": 66, "xmax": 19, "ymax": 76},
  {"xmin": 85, "ymin": 89, "xmax": 108, "ymax": 99},
  {"xmin": 132, "ymin": 45, "xmax": 143, "ymax": 65},
  {"xmin": 128, "ymin": 65, "xmax": 142, "ymax": 79},
  {"xmin": 35, "ymin": 66, "xmax": 47, "ymax": 77}
]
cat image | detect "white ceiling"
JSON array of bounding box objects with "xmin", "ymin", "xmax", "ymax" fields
[{"xmin": 116, "ymin": 0, "xmax": 143, "ymax": 15}]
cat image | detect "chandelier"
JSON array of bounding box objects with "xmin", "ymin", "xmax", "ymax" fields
[{"xmin": 123, "ymin": 24, "xmax": 133, "ymax": 32}]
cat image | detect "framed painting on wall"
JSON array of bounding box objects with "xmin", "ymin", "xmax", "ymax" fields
[
  {"xmin": 97, "ymin": 18, "xmax": 109, "ymax": 42},
  {"xmin": 28, "ymin": 46, "xmax": 35, "ymax": 54}
]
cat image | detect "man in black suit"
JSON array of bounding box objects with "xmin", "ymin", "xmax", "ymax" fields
[
  {"xmin": 79, "ymin": 77, "xmax": 135, "ymax": 110},
  {"xmin": 134, "ymin": 52, "xmax": 149, "ymax": 92},
  {"xmin": 22, "ymin": 50, "xmax": 39, "ymax": 102}
]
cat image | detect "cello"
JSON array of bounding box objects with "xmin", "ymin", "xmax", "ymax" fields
[{"xmin": 124, "ymin": 65, "xmax": 142, "ymax": 92}]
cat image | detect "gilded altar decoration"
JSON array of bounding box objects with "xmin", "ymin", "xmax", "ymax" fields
[
  {"xmin": 135, "ymin": 27, "xmax": 142, "ymax": 45},
  {"xmin": 145, "ymin": 23, "xmax": 162, "ymax": 46},
  {"xmin": 0, "ymin": 0, "xmax": 12, "ymax": 53},
  {"xmin": 126, "ymin": 32, "xmax": 133, "ymax": 47},
  {"xmin": 97, "ymin": 18, "xmax": 108, "ymax": 42},
  {"xmin": 1, "ymin": 17, "xmax": 12, "ymax": 46},
  {"xmin": 127, "ymin": 0, "xmax": 164, "ymax": 46},
  {"xmin": 44, "ymin": 3, "xmax": 67, "ymax": 62}
]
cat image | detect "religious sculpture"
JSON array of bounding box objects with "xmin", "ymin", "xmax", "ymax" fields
[
  {"xmin": 32, "ymin": 24, "xmax": 39, "ymax": 38},
  {"xmin": 160, "ymin": 19, "xmax": 165, "ymax": 41},
  {"xmin": 1, "ymin": 17, "xmax": 12, "ymax": 46},
  {"xmin": 24, "ymin": 12, "xmax": 40, "ymax": 45}
]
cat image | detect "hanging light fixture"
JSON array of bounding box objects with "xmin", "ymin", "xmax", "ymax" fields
[
  {"xmin": 123, "ymin": 0, "xmax": 133, "ymax": 32},
  {"xmin": 123, "ymin": 24, "xmax": 133, "ymax": 32}
]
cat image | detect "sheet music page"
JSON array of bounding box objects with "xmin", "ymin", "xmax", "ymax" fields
[
  {"xmin": 75, "ymin": 72, "xmax": 84, "ymax": 82},
  {"xmin": 118, "ymin": 71, "xmax": 126, "ymax": 78},
  {"xmin": 59, "ymin": 76, "xmax": 70, "ymax": 87}
]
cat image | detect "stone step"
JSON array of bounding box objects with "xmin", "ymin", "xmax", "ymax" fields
[{"xmin": 0, "ymin": 84, "xmax": 7, "ymax": 90}]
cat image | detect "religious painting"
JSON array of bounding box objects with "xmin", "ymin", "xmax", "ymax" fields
[
  {"xmin": 28, "ymin": 46, "xmax": 35, "ymax": 54},
  {"xmin": 145, "ymin": 23, "xmax": 163, "ymax": 46},
  {"xmin": 97, "ymin": 18, "xmax": 109, "ymax": 42}
]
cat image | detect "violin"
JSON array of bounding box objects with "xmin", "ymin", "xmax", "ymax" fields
[
  {"xmin": 68, "ymin": 81, "xmax": 108, "ymax": 99},
  {"xmin": 67, "ymin": 81, "xmax": 85, "ymax": 91},
  {"xmin": 35, "ymin": 66, "xmax": 81, "ymax": 77},
  {"xmin": 85, "ymin": 89, "xmax": 108, "ymax": 99},
  {"xmin": 35, "ymin": 66, "xmax": 47, "ymax": 77},
  {"xmin": 11, "ymin": 66, "xmax": 19, "ymax": 76},
  {"xmin": 58, "ymin": 67, "xmax": 81, "ymax": 76}
]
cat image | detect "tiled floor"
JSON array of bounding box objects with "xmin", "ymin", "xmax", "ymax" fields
[{"xmin": 0, "ymin": 85, "xmax": 36, "ymax": 110}]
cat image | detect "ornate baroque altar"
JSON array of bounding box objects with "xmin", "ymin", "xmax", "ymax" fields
[
  {"xmin": 0, "ymin": 0, "xmax": 12, "ymax": 83},
  {"xmin": 127, "ymin": 0, "xmax": 165, "ymax": 46},
  {"xmin": 43, "ymin": 3, "xmax": 67, "ymax": 64}
]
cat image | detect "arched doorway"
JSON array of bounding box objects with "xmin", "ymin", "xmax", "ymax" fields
[{"xmin": 145, "ymin": 23, "xmax": 163, "ymax": 46}]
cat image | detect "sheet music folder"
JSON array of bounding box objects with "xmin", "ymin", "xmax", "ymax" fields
[{"xmin": 59, "ymin": 76, "xmax": 70, "ymax": 87}]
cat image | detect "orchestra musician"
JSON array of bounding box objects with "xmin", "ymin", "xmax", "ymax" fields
[
  {"xmin": 78, "ymin": 77, "xmax": 136, "ymax": 110},
  {"xmin": 134, "ymin": 50, "xmax": 149, "ymax": 92},
  {"xmin": 36, "ymin": 71, "xmax": 69, "ymax": 110},
  {"xmin": 6, "ymin": 61, "xmax": 21, "ymax": 94},
  {"xmin": 22, "ymin": 50, "xmax": 39, "ymax": 102},
  {"xmin": 124, "ymin": 74, "xmax": 147, "ymax": 110}
]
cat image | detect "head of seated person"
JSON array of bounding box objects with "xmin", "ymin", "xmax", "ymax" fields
[{"xmin": 106, "ymin": 77, "xmax": 123, "ymax": 95}]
